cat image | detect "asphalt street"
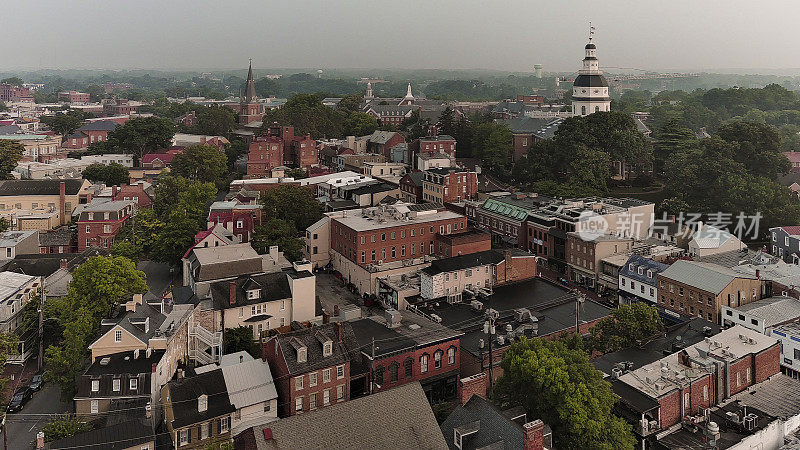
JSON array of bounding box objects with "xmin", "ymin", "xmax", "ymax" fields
[{"xmin": 2, "ymin": 384, "xmax": 71, "ymax": 449}]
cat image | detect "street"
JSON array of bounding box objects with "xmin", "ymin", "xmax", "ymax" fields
[{"xmin": 1, "ymin": 384, "xmax": 72, "ymax": 450}]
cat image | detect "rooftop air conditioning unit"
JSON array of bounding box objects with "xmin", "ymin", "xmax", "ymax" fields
[
  {"xmin": 430, "ymin": 314, "xmax": 442, "ymax": 324},
  {"xmin": 743, "ymin": 414, "xmax": 757, "ymax": 431},
  {"xmin": 471, "ymin": 300, "xmax": 484, "ymax": 311},
  {"xmin": 611, "ymin": 367, "xmax": 623, "ymax": 379},
  {"xmin": 496, "ymin": 335, "xmax": 505, "ymax": 345}
]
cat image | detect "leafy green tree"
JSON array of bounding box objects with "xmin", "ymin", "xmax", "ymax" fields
[
  {"xmin": 251, "ymin": 219, "xmax": 304, "ymax": 261},
  {"xmin": 110, "ymin": 241, "xmax": 143, "ymax": 262},
  {"xmin": 587, "ymin": 303, "xmax": 663, "ymax": 353},
  {"xmin": 40, "ymin": 111, "xmax": 84, "ymax": 136},
  {"xmin": 472, "ymin": 122, "xmax": 513, "ymax": 169},
  {"xmin": 152, "ymin": 175, "xmax": 216, "ymax": 221},
  {"xmin": 658, "ymin": 197, "xmax": 690, "ymax": 216},
  {"xmin": 343, "ymin": 112, "xmax": 378, "ymax": 137},
  {"xmin": 65, "ymin": 256, "xmax": 148, "ymax": 320},
  {"xmin": 0, "ymin": 140, "xmax": 24, "ymax": 179},
  {"xmin": 653, "ymin": 118, "xmax": 697, "ymax": 175},
  {"xmin": 337, "ymin": 93, "xmax": 363, "ymax": 114},
  {"xmin": 494, "ymin": 338, "xmax": 635, "ymax": 450},
  {"xmin": 260, "ymin": 185, "xmax": 323, "ymax": 231},
  {"xmin": 1, "ymin": 77, "xmax": 23, "ymax": 86},
  {"xmin": 259, "ymin": 94, "xmax": 346, "ymax": 138},
  {"xmin": 715, "ymin": 121, "xmax": 789, "ymax": 178},
  {"xmin": 105, "ymin": 116, "xmax": 176, "ymax": 160},
  {"xmin": 225, "ymin": 139, "xmax": 248, "ymax": 170},
  {"xmin": 45, "ymin": 307, "xmax": 95, "ymax": 397},
  {"xmin": 153, "ymin": 207, "xmax": 206, "ymax": 265},
  {"xmin": 0, "ymin": 332, "xmax": 18, "ymax": 396},
  {"xmin": 81, "ymin": 162, "xmax": 130, "ymax": 186},
  {"xmin": 0, "ymin": 102, "xmax": 8, "ymax": 112},
  {"xmin": 223, "ymin": 326, "xmax": 261, "ymax": 358},
  {"xmin": 438, "ymin": 106, "xmax": 457, "ymax": 136},
  {"xmin": 171, "ymin": 144, "xmax": 228, "ymax": 185},
  {"xmin": 192, "ymin": 105, "xmax": 237, "ymax": 136},
  {"xmin": 0, "ymin": 217, "xmax": 9, "ymax": 232},
  {"xmin": 42, "ymin": 414, "xmax": 92, "ymax": 442}
]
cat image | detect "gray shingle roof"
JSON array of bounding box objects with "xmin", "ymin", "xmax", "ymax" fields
[
  {"xmin": 440, "ymin": 395, "xmax": 529, "ymax": 450},
  {"xmin": 659, "ymin": 260, "xmax": 755, "ymax": 295},
  {"xmin": 730, "ymin": 296, "xmax": 800, "ymax": 328},
  {"xmin": 243, "ymin": 382, "xmax": 447, "ymax": 450},
  {"xmin": 0, "ymin": 179, "xmax": 85, "ymax": 196}
]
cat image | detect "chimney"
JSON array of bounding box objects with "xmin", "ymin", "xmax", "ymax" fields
[
  {"xmin": 334, "ymin": 322, "xmax": 342, "ymax": 343},
  {"xmin": 263, "ymin": 428, "xmax": 274, "ymax": 441},
  {"xmin": 229, "ymin": 280, "xmax": 237, "ymax": 305},
  {"xmin": 59, "ymin": 181, "xmax": 66, "ymax": 226},
  {"xmin": 151, "ymin": 363, "xmax": 156, "ymax": 373},
  {"xmin": 60, "ymin": 258, "xmax": 68, "ymax": 269},
  {"xmin": 239, "ymin": 354, "xmax": 244, "ymax": 364},
  {"xmin": 112, "ymin": 185, "xmax": 119, "ymax": 198},
  {"xmin": 36, "ymin": 432, "xmax": 45, "ymax": 449},
  {"xmin": 145, "ymin": 403, "xmax": 152, "ymax": 419},
  {"xmin": 177, "ymin": 368, "xmax": 184, "ymax": 379},
  {"xmin": 333, "ymin": 304, "xmax": 340, "ymax": 317},
  {"xmin": 523, "ymin": 420, "xmax": 545, "ymax": 450},
  {"xmin": 458, "ymin": 372, "xmax": 487, "ymax": 405},
  {"xmin": 504, "ymin": 249, "xmax": 513, "ymax": 282}
]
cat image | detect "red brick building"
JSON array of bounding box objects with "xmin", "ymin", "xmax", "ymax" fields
[
  {"xmin": 246, "ymin": 136, "xmax": 284, "ymax": 178},
  {"xmin": 74, "ymin": 120, "xmax": 118, "ymax": 145},
  {"xmin": 206, "ymin": 200, "xmax": 262, "ymax": 243},
  {"xmin": 364, "ymin": 131, "xmax": 405, "ymax": 159},
  {"xmin": 350, "ymin": 310, "xmax": 463, "ymax": 402},
  {"xmin": 141, "ymin": 150, "xmax": 181, "ymax": 169},
  {"xmin": 421, "ymin": 167, "xmax": 478, "ymax": 205},
  {"xmin": 263, "ymin": 322, "xmax": 356, "ymax": 417},
  {"xmin": 58, "ymin": 91, "xmax": 90, "ymax": 103},
  {"xmin": 410, "ymin": 135, "xmax": 457, "ymax": 159},
  {"xmin": 112, "ymin": 183, "xmax": 153, "ymax": 209},
  {"xmin": 330, "ymin": 205, "xmax": 467, "ymax": 267},
  {"xmin": 613, "ymin": 325, "xmax": 780, "ymax": 435},
  {"xmin": 62, "ymin": 132, "xmax": 90, "ymax": 150},
  {"xmin": 77, "ymin": 200, "xmax": 136, "ymax": 251},
  {"xmin": 261, "ymin": 123, "xmax": 318, "ymax": 168},
  {"xmin": 0, "ymin": 83, "xmax": 33, "ymax": 102},
  {"xmin": 516, "ymin": 95, "xmax": 546, "ymax": 105},
  {"xmin": 434, "ymin": 229, "xmax": 492, "ymax": 257},
  {"xmin": 399, "ymin": 171, "xmax": 424, "ymax": 203},
  {"xmin": 103, "ymin": 99, "xmax": 136, "ymax": 116}
]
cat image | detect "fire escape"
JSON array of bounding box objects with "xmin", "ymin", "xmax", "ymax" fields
[{"xmin": 189, "ymin": 323, "xmax": 222, "ymax": 365}]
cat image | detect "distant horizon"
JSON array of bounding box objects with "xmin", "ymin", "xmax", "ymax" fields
[{"xmin": 6, "ymin": 1, "xmax": 800, "ymax": 76}]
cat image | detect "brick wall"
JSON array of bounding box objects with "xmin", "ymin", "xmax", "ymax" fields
[
  {"xmin": 371, "ymin": 338, "xmax": 460, "ymax": 393},
  {"xmin": 496, "ymin": 255, "xmax": 537, "ymax": 284},
  {"xmin": 754, "ymin": 344, "xmax": 780, "ymax": 383},
  {"xmin": 458, "ymin": 372, "xmax": 487, "ymax": 404},
  {"xmin": 659, "ymin": 390, "xmax": 681, "ymax": 429}
]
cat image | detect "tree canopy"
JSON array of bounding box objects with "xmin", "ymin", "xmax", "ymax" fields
[
  {"xmin": 587, "ymin": 303, "xmax": 663, "ymax": 353},
  {"xmin": 251, "ymin": 218, "xmax": 304, "ymax": 261},
  {"xmin": 494, "ymin": 338, "xmax": 635, "ymax": 450},
  {"xmin": 40, "ymin": 110, "xmax": 85, "ymax": 136},
  {"xmin": 223, "ymin": 326, "xmax": 261, "ymax": 358},
  {"xmin": 81, "ymin": 162, "xmax": 130, "ymax": 186},
  {"xmin": 171, "ymin": 144, "xmax": 228, "ymax": 185},
  {"xmin": 260, "ymin": 185, "xmax": 323, "ymax": 231},
  {"xmin": 0, "ymin": 140, "xmax": 24, "ymax": 179},
  {"xmin": 99, "ymin": 116, "xmax": 176, "ymax": 160}
]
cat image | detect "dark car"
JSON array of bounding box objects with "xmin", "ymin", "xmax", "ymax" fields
[
  {"xmin": 6, "ymin": 388, "xmax": 32, "ymax": 413},
  {"xmin": 29, "ymin": 374, "xmax": 43, "ymax": 392}
]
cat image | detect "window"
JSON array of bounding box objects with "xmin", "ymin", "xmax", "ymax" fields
[
  {"xmin": 220, "ymin": 416, "xmax": 229, "ymax": 433},
  {"xmin": 115, "ymin": 330, "xmax": 122, "ymax": 342},
  {"xmin": 310, "ymin": 393, "xmax": 317, "ymax": 409},
  {"xmin": 179, "ymin": 429, "xmax": 188, "ymax": 445},
  {"xmin": 448, "ymin": 347, "xmax": 456, "ymax": 365},
  {"xmin": 703, "ymin": 385, "xmax": 709, "ymax": 401},
  {"xmin": 323, "ymin": 368, "xmax": 331, "ymax": 383},
  {"xmin": 736, "ymin": 371, "xmax": 741, "ymax": 387},
  {"xmin": 85, "ymin": 225, "xmax": 91, "ymax": 233},
  {"xmin": 295, "ymin": 376, "xmax": 304, "ymax": 390},
  {"xmin": 309, "ymin": 372, "xmax": 317, "ymax": 387},
  {"xmin": 389, "ymin": 363, "xmax": 399, "ymax": 382},
  {"xmin": 336, "ymin": 365, "xmax": 345, "ymax": 379},
  {"xmin": 751, "ymin": 318, "xmax": 758, "ymax": 326},
  {"xmin": 323, "ymin": 389, "xmax": 330, "ymax": 405},
  {"xmin": 200, "ymin": 421, "xmax": 209, "ymax": 440},
  {"xmin": 295, "ymin": 396, "xmax": 303, "ymax": 412},
  {"xmin": 90, "ymin": 399, "xmax": 98, "ymax": 414},
  {"xmin": 404, "ymin": 358, "xmax": 413, "ymax": 378},
  {"xmin": 746, "ymin": 367, "xmax": 751, "ymax": 383},
  {"xmin": 112, "ymin": 378, "xmax": 120, "ymax": 391},
  {"xmin": 337, "ymin": 384, "xmax": 344, "ymax": 400},
  {"xmin": 434, "ymin": 350, "xmax": 443, "ymax": 369},
  {"xmin": 91, "ymin": 380, "xmax": 99, "ymax": 392},
  {"xmin": 130, "ymin": 378, "xmax": 138, "ymax": 390},
  {"xmin": 420, "ymin": 354, "xmax": 429, "ymax": 373},
  {"xmin": 280, "ymin": 300, "xmax": 285, "ymax": 310}
]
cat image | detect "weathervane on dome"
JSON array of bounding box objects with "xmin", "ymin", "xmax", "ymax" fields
[{"xmin": 589, "ymin": 22, "xmax": 595, "ymax": 41}]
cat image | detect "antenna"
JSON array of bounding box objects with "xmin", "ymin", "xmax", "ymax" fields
[{"xmin": 589, "ymin": 22, "xmax": 595, "ymax": 41}]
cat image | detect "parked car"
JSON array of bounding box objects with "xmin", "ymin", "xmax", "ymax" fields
[
  {"xmin": 6, "ymin": 388, "xmax": 32, "ymax": 413},
  {"xmin": 29, "ymin": 374, "xmax": 43, "ymax": 391}
]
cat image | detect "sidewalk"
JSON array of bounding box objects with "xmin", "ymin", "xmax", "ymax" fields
[
  {"xmin": 2, "ymin": 357, "xmax": 38, "ymax": 402},
  {"xmin": 536, "ymin": 266, "xmax": 605, "ymax": 304}
]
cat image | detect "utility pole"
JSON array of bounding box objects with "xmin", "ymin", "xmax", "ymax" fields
[
  {"xmin": 38, "ymin": 288, "xmax": 45, "ymax": 372},
  {"xmin": 484, "ymin": 308, "xmax": 499, "ymax": 395},
  {"xmin": 575, "ymin": 291, "xmax": 584, "ymax": 335}
]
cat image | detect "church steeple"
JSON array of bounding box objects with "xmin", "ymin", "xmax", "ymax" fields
[
  {"xmin": 400, "ymin": 83, "xmax": 414, "ymax": 105},
  {"xmin": 243, "ymin": 59, "xmax": 257, "ymax": 104},
  {"xmin": 365, "ymin": 81, "xmax": 374, "ymax": 100}
]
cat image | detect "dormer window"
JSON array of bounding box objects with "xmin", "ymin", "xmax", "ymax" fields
[
  {"xmin": 637, "ymin": 267, "xmax": 643, "ymax": 276},
  {"xmin": 298, "ymin": 347, "xmax": 307, "ymax": 363},
  {"xmin": 647, "ymin": 270, "xmax": 653, "ymax": 278},
  {"xmin": 247, "ymin": 289, "xmax": 260, "ymax": 300},
  {"xmin": 91, "ymin": 380, "xmax": 99, "ymax": 392},
  {"xmin": 629, "ymin": 264, "xmax": 634, "ymax": 271},
  {"xmin": 198, "ymin": 394, "xmax": 208, "ymax": 412},
  {"xmin": 323, "ymin": 341, "xmax": 333, "ymax": 357},
  {"xmin": 112, "ymin": 379, "xmax": 120, "ymax": 391}
]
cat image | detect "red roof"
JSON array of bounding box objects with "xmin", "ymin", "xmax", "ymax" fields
[
  {"xmin": 781, "ymin": 226, "xmax": 800, "ymax": 236},
  {"xmin": 142, "ymin": 153, "xmax": 178, "ymax": 164},
  {"xmin": 785, "ymin": 152, "xmax": 800, "ymax": 164}
]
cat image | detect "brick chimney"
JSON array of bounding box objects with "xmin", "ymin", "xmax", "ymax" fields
[
  {"xmin": 59, "ymin": 181, "xmax": 66, "ymax": 226},
  {"xmin": 229, "ymin": 280, "xmax": 237, "ymax": 305},
  {"xmin": 334, "ymin": 322, "xmax": 342, "ymax": 343},
  {"xmin": 523, "ymin": 420, "xmax": 545, "ymax": 450},
  {"xmin": 112, "ymin": 185, "xmax": 119, "ymax": 198},
  {"xmin": 458, "ymin": 372, "xmax": 487, "ymax": 405},
  {"xmin": 60, "ymin": 258, "xmax": 68, "ymax": 269},
  {"xmin": 504, "ymin": 249, "xmax": 513, "ymax": 283}
]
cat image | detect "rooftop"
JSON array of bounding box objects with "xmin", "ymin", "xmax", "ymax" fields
[
  {"xmin": 236, "ymin": 382, "xmax": 447, "ymax": 450},
  {"xmin": 421, "ymin": 250, "xmax": 505, "ymax": 276},
  {"xmin": 0, "ymin": 179, "xmax": 86, "ymax": 196},
  {"xmin": 0, "ymin": 230, "xmax": 37, "ymax": 247},
  {"xmin": 167, "ymin": 369, "xmax": 236, "ymax": 429},
  {"xmin": 726, "ymin": 296, "xmax": 800, "ymax": 328},
  {"xmin": 659, "ymin": 260, "xmax": 755, "ymax": 295},
  {"xmin": 333, "ymin": 203, "xmax": 463, "ymax": 232},
  {"xmin": 350, "ymin": 310, "xmax": 463, "ymax": 358}
]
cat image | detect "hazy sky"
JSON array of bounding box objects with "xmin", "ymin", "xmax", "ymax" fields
[{"xmin": 6, "ymin": 0, "xmax": 799, "ymax": 73}]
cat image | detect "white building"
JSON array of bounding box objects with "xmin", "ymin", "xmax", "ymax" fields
[
  {"xmin": 0, "ymin": 271, "xmax": 40, "ymax": 333},
  {"xmin": 571, "ymin": 31, "xmax": 611, "ymax": 117},
  {"xmin": 721, "ymin": 296, "xmax": 800, "ymax": 335}
]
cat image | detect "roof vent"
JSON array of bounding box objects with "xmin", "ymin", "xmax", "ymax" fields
[{"xmin": 100, "ymin": 357, "xmax": 110, "ymax": 365}]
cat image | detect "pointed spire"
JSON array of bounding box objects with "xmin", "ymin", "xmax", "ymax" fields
[
  {"xmin": 244, "ymin": 59, "xmax": 257, "ymax": 104},
  {"xmin": 405, "ymin": 83, "xmax": 413, "ymax": 99}
]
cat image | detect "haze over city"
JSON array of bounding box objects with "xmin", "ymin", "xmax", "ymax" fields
[{"xmin": 6, "ymin": 0, "xmax": 800, "ymax": 73}]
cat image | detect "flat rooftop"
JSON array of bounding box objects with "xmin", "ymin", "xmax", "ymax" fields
[
  {"xmin": 414, "ymin": 278, "xmax": 611, "ymax": 355},
  {"xmin": 333, "ymin": 206, "xmax": 463, "ymax": 232}
]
